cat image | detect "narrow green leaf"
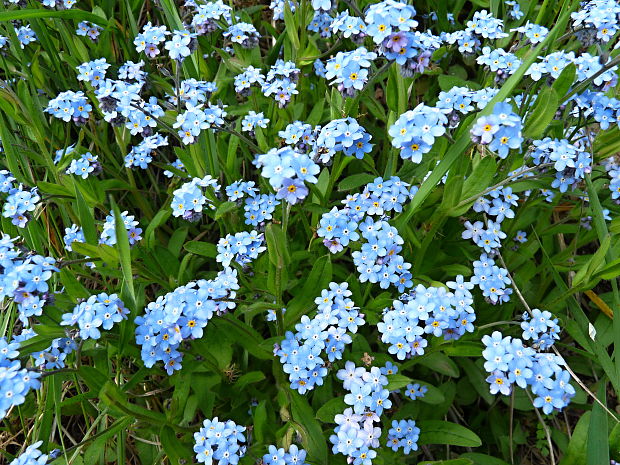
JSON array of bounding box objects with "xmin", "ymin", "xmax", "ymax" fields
[{"xmin": 418, "ymin": 420, "xmax": 482, "ymax": 447}]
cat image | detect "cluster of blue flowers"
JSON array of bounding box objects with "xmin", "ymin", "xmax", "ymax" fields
[
  {"xmin": 45, "ymin": 90, "xmax": 91, "ymax": 124},
  {"xmin": 254, "ymin": 146, "xmax": 320, "ymax": 205},
  {"xmin": 404, "ymin": 383, "xmax": 427, "ymax": 401},
  {"xmin": 135, "ymin": 269, "xmax": 239, "ymax": 374},
  {"xmin": 330, "ymin": 361, "xmax": 399, "ymax": 464},
  {"xmin": 314, "ymin": 117, "xmax": 373, "ymax": 162},
  {"xmin": 224, "ymin": 22, "xmax": 260, "ymax": 48},
  {"xmin": 174, "ymin": 102, "xmax": 227, "ymax": 144},
  {"xmin": 470, "ymin": 253, "xmax": 512, "ymax": 304},
  {"xmin": 571, "ymin": 0, "xmax": 620, "ymax": 45},
  {"xmin": 521, "ymin": 308, "xmax": 561, "ymax": 350},
  {"xmin": 244, "ymin": 193, "xmax": 281, "ymax": 226},
  {"xmin": 171, "ymin": 175, "xmax": 220, "ymax": 221},
  {"xmin": 8, "ymin": 441, "xmax": 48, "ymax": 465},
  {"xmin": 100, "ymin": 210, "xmax": 143, "ymax": 246},
  {"xmin": 482, "ymin": 330, "xmax": 575, "ymax": 414},
  {"xmin": 378, "ymin": 279, "xmax": 475, "ymax": 360},
  {"xmin": 470, "ymin": 102, "xmax": 523, "ymax": 159},
  {"xmin": 318, "ymin": 177, "xmax": 416, "ymax": 290},
  {"xmin": 0, "ymin": 235, "xmax": 57, "ymax": 325},
  {"xmin": 193, "ymin": 417, "xmax": 246, "ymax": 464},
  {"xmin": 0, "ymin": 170, "xmax": 41, "ymax": 228},
  {"xmin": 530, "ymin": 138, "xmax": 592, "ymax": 193},
  {"xmin": 60, "ymin": 293, "xmax": 128, "ymax": 340},
  {"xmin": 261, "ymin": 60, "xmax": 300, "ymax": 107},
  {"xmin": 124, "ymin": 133, "xmax": 169, "ymax": 169},
  {"xmin": 389, "ymin": 104, "xmax": 448, "ymax": 163},
  {"xmin": 262, "ymin": 444, "xmax": 308, "ymax": 465},
  {"xmin": 241, "ymin": 111, "xmax": 269, "ymax": 134},
  {"xmin": 76, "ymin": 21, "xmax": 102, "ymax": 41},
  {"xmin": 386, "ymin": 420, "xmax": 420, "ymax": 453},
  {"xmin": 276, "ymin": 283, "xmax": 364, "ymax": 394},
  {"xmin": 65, "ymin": 152, "xmax": 100, "ymax": 179},
  {"xmin": 216, "ymin": 230, "xmax": 265, "ymax": 268},
  {"xmin": 477, "ymin": 47, "xmax": 521, "ymax": 82},
  {"xmin": 325, "ymin": 47, "xmax": 377, "ymax": 97},
  {"xmin": 0, "ymin": 337, "xmax": 42, "ymax": 420}
]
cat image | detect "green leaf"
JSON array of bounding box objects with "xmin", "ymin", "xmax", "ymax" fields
[
  {"xmin": 552, "ymin": 63, "xmax": 576, "ymax": 100},
  {"xmin": 338, "ymin": 173, "xmax": 377, "ymax": 191},
  {"xmin": 461, "ymin": 453, "xmax": 510, "ymax": 465},
  {"xmin": 418, "ymin": 460, "xmax": 473, "ymax": 465},
  {"xmin": 211, "ymin": 314, "xmax": 272, "ymax": 360},
  {"xmin": 418, "ymin": 420, "xmax": 482, "ymax": 447},
  {"xmin": 418, "ymin": 352, "xmax": 460, "ymax": 377},
  {"xmin": 111, "ymin": 199, "xmax": 136, "ymax": 309},
  {"xmin": 144, "ymin": 209, "xmax": 171, "ymax": 249},
  {"xmin": 386, "ymin": 373, "xmax": 413, "ymax": 391},
  {"xmin": 558, "ymin": 412, "xmax": 590, "ymax": 465},
  {"xmin": 184, "ymin": 241, "xmax": 217, "ymax": 258},
  {"xmin": 265, "ymin": 223, "xmax": 290, "ymax": 267},
  {"xmin": 290, "ymin": 392, "xmax": 328, "ymax": 465},
  {"xmin": 315, "ymin": 397, "xmax": 347, "ymax": 423},
  {"xmin": 285, "ymin": 255, "xmax": 332, "ymax": 326},
  {"xmin": 233, "ymin": 371, "xmax": 266, "ymax": 392},
  {"xmin": 523, "ymin": 87, "xmax": 559, "ymax": 139},
  {"xmin": 587, "ymin": 382, "xmax": 609, "ymax": 465},
  {"xmin": 0, "ymin": 8, "xmax": 107, "ymax": 25},
  {"xmin": 283, "ymin": 0, "xmax": 300, "ymax": 51},
  {"xmin": 573, "ymin": 235, "xmax": 611, "ymax": 287},
  {"xmin": 73, "ymin": 182, "xmax": 97, "ymax": 245},
  {"xmin": 215, "ymin": 201, "xmax": 237, "ymax": 220}
]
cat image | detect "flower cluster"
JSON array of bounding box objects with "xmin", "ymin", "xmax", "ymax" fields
[
  {"xmin": 76, "ymin": 58, "xmax": 110, "ymax": 87},
  {"xmin": 45, "ymin": 90, "xmax": 92, "ymax": 124},
  {"xmin": 244, "ymin": 193, "xmax": 280, "ymax": 226},
  {"xmin": 224, "ymin": 22, "xmax": 260, "ymax": 48},
  {"xmin": 318, "ymin": 177, "xmax": 416, "ymax": 290},
  {"xmin": 8, "ymin": 441, "xmax": 48, "ymax": 465},
  {"xmin": 482, "ymin": 330, "xmax": 575, "ymax": 414},
  {"xmin": 325, "ymin": 48, "xmax": 377, "ymax": 97},
  {"xmin": 124, "ymin": 133, "xmax": 169, "ymax": 169},
  {"xmin": 193, "ymin": 417, "xmax": 246, "ymax": 464},
  {"xmin": 174, "ymin": 102, "xmax": 227, "ymax": 144},
  {"xmin": 571, "ymin": 0, "xmax": 620, "ymax": 45},
  {"xmin": 531, "ymin": 138, "xmax": 591, "ymax": 193},
  {"xmin": 171, "ymin": 175, "xmax": 220, "ymax": 221},
  {"xmin": 404, "ymin": 383, "xmax": 427, "ymax": 400},
  {"xmin": 476, "ymin": 47, "xmax": 521, "ymax": 82},
  {"xmin": 254, "ymin": 146, "xmax": 319, "ymax": 204},
  {"xmin": 364, "ymin": 0, "xmax": 418, "ymax": 44},
  {"xmin": 330, "ymin": 362, "xmax": 394, "ymax": 463},
  {"xmin": 521, "ymin": 309, "xmax": 561, "ymax": 350},
  {"xmin": 0, "ymin": 170, "xmax": 41, "ymax": 228},
  {"xmin": 262, "ymin": 444, "xmax": 307, "ymax": 465},
  {"xmin": 60, "ymin": 293, "xmax": 128, "ymax": 340},
  {"xmin": 276, "ymin": 283, "xmax": 364, "ymax": 394},
  {"xmin": 314, "ymin": 117, "xmax": 373, "ymax": 162},
  {"xmin": 378, "ymin": 279, "xmax": 475, "ymax": 360},
  {"xmin": 0, "ymin": 235, "xmax": 58, "ymax": 325},
  {"xmin": 76, "ymin": 21, "xmax": 102, "ymax": 41},
  {"xmin": 66, "ymin": 152, "xmax": 101, "ymax": 179},
  {"xmin": 386, "ymin": 420, "xmax": 420, "ymax": 453},
  {"xmin": 99, "ymin": 210, "xmax": 142, "ymax": 246},
  {"xmin": 0, "ymin": 338, "xmax": 42, "ymax": 420},
  {"xmin": 471, "ymin": 253, "xmax": 512, "ymax": 304},
  {"xmin": 389, "ymin": 104, "xmax": 448, "ymax": 163},
  {"xmin": 470, "ymin": 102, "xmax": 523, "ymax": 159},
  {"xmin": 135, "ymin": 269, "xmax": 239, "ymax": 374},
  {"xmin": 261, "ymin": 60, "xmax": 300, "ymax": 107},
  {"xmin": 216, "ymin": 230, "xmax": 265, "ymax": 268}
]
